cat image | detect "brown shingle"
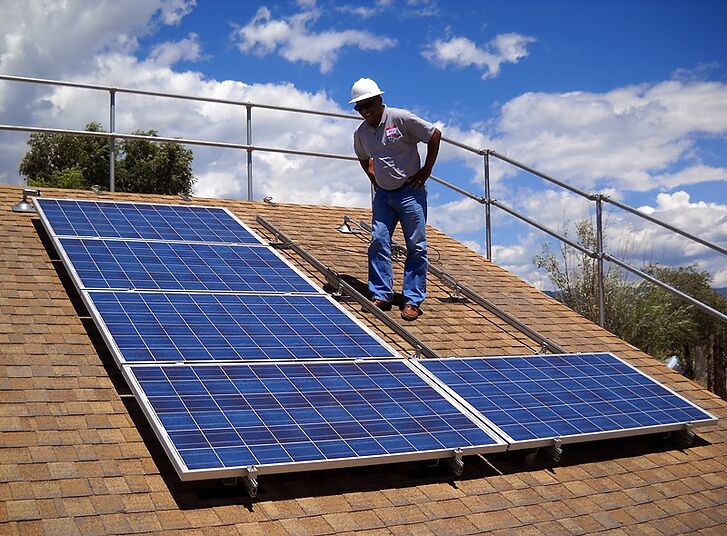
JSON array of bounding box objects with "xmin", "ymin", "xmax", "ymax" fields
[
  {"xmin": 0, "ymin": 185, "xmax": 725, "ymax": 535},
  {"xmin": 467, "ymin": 510, "xmax": 522, "ymax": 532}
]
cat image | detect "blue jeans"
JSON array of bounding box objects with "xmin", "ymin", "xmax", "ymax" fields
[{"xmin": 369, "ymin": 185, "xmax": 427, "ymax": 306}]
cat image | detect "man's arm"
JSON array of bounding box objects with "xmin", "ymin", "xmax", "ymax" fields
[
  {"xmin": 359, "ymin": 158, "xmax": 377, "ymax": 188},
  {"xmin": 409, "ymin": 128, "xmax": 441, "ymax": 188}
]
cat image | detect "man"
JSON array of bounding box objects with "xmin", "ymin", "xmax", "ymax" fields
[{"xmin": 351, "ymin": 78, "xmax": 441, "ymax": 321}]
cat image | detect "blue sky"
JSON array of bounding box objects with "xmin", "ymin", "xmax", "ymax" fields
[{"xmin": 1, "ymin": 0, "xmax": 726, "ymax": 288}]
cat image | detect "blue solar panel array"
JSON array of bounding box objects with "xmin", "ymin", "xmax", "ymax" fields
[
  {"xmin": 126, "ymin": 360, "xmax": 504, "ymax": 473},
  {"xmin": 36, "ymin": 198, "xmax": 262, "ymax": 244},
  {"xmin": 417, "ymin": 353, "xmax": 716, "ymax": 445},
  {"xmin": 90, "ymin": 292, "xmax": 398, "ymax": 363},
  {"xmin": 36, "ymin": 198, "xmax": 717, "ymax": 483},
  {"xmin": 60, "ymin": 238, "xmax": 319, "ymax": 293}
]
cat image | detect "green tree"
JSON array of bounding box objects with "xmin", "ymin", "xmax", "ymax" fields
[
  {"xmin": 533, "ymin": 220, "xmax": 634, "ymax": 335},
  {"xmin": 116, "ymin": 130, "xmax": 195, "ymax": 196},
  {"xmin": 19, "ymin": 123, "xmax": 195, "ymax": 195},
  {"xmin": 623, "ymin": 265, "xmax": 727, "ymax": 397},
  {"xmin": 20, "ymin": 122, "xmax": 109, "ymax": 189}
]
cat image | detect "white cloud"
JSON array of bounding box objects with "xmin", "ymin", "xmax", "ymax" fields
[
  {"xmin": 601, "ymin": 191, "xmax": 727, "ymax": 287},
  {"xmin": 493, "ymin": 81, "xmax": 727, "ymax": 192},
  {"xmin": 158, "ymin": 0, "xmax": 196, "ymax": 25},
  {"xmin": 460, "ymin": 240, "xmax": 483, "ymax": 255},
  {"xmin": 0, "ymin": 0, "xmax": 723, "ymax": 292},
  {"xmin": 634, "ymin": 191, "xmax": 727, "ymax": 250},
  {"xmin": 148, "ymin": 34, "xmax": 204, "ymax": 65},
  {"xmin": 428, "ymin": 197, "xmax": 484, "ymax": 235},
  {"xmin": 231, "ymin": 6, "xmax": 396, "ymax": 74},
  {"xmin": 0, "ymin": 1, "xmax": 373, "ymax": 205},
  {"xmin": 651, "ymin": 165, "xmax": 727, "ymax": 189},
  {"xmin": 336, "ymin": 0, "xmax": 394, "ymax": 18},
  {"xmin": 491, "ymin": 235, "xmax": 551, "ymax": 290},
  {"xmin": 423, "ymin": 33, "xmax": 535, "ymax": 79}
]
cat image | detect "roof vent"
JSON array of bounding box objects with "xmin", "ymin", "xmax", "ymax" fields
[{"xmin": 12, "ymin": 188, "xmax": 40, "ymax": 213}]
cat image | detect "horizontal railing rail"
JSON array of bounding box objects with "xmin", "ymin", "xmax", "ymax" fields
[
  {"xmin": 0, "ymin": 124, "xmax": 360, "ymax": 162},
  {"xmin": 1, "ymin": 73, "xmax": 724, "ymax": 328},
  {"xmin": 603, "ymin": 197, "xmax": 727, "ymax": 256}
]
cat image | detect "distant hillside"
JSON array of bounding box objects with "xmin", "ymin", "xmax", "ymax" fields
[{"xmin": 717, "ymin": 287, "xmax": 727, "ymax": 298}]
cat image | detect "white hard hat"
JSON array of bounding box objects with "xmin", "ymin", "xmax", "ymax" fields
[{"xmin": 349, "ymin": 78, "xmax": 384, "ymax": 104}]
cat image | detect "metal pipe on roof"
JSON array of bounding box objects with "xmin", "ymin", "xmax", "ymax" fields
[
  {"xmin": 603, "ymin": 253, "xmax": 727, "ymax": 323},
  {"xmin": 3, "ymin": 73, "xmax": 722, "ymax": 332},
  {"xmin": 428, "ymin": 175, "xmax": 485, "ymax": 202},
  {"xmin": 489, "ymin": 150, "xmax": 594, "ymax": 200},
  {"xmin": 595, "ymin": 196, "xmax": 606, "ymax": 327},
  {"xmin": 0, "ymin": 124, "xmax": 360, "ymax": 161},
  {"xmin": 440, "ymin": 136, "xmax": 482, "ymax": 154},
  {"xmin": 0, "ymin": 74, "xmax": 358, "ymax": 120},
  {"xmin": 109, "ymin": 90, "xmax": 116, "ymax": 192},
  {"xmin": 353, "ymin": 220, "xmax": 566, "ymax": 354},
  {"xmin": 484, "ymin": 152, "xmax": 492, "ymax": 261},
  {"xmin": 604, "ymin": 197, "xmax": 727, "ymax": 256},
  {"xmin": 246, "ymin": 105, "xmax": 253, "ymax": 201},
  {"xmin": 489, "ymin": 199, "xmax": 596, "ymax": 257},
  {"xmin": 426, "ymin": 263, "xmax": 567, "ymax": 354},
  {"xmin": 255, "ymin": 215, "xmax": 442, "ymax": 359}
]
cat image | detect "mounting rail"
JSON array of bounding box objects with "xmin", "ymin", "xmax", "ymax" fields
[
  {"xmin": 255, "ymin": 215, "xmax": 442, "ymax": 359},
  {"xmin": 353, "ymin": 220, "xmax": 566, "ymax": 355}
]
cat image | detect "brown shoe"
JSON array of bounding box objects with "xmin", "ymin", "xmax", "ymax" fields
[
  {"xmin": 372, "ymin": 299, "xmax": 392, "ymax": 311},
  {"xmin": 401, "ymin": 304, "xmax": 421, "ymax": 321}
]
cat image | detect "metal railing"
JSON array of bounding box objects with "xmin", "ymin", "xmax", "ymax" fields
[{"xmin": 1, "ymin": 73, "xmax": 725, "ymax": 326}]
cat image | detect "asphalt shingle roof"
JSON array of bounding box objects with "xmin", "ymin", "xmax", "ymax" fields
[{"xmin": 1, "ymin": 185, "xmax": 725, "ymax": 535}]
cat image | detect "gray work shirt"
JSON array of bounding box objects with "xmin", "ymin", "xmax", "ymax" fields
[{"xmin": 353, "ymin": 106, "xmax": 436, "ymax": 190}]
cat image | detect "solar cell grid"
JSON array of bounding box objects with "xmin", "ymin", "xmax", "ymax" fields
[
  {"xmin": 59, "ymin": 238, "xmax": 319, "ymax": 293},
  {"xmin": 90, "ymin": 291, "xmax": 398, "ymax": 363},
  {"xmin": 417, "ymin": 353, "xmax": 715, "ymax": 445},
  {"xmin": 36, "ymin": 198, "xmax": 262, "ymax": 244},
  {"xmin": 126, "ymin": 361, "xmax": 503, "ymax": 474}
]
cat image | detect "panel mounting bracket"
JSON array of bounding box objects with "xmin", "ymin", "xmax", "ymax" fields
[
  {"xmin": 331, "ymin": 282, "xmax": 344, "ymax": 298},
  {"xmin": 449, "ymin": 285, "xmax": 463, "ymax": 301},
  {"xmin": 677, "ymin": 422, "xmax": 695, "ymax": 446},
  {"xmin": 243, "ymin": 465, "xmax": 259, "ymax": 498},
  {"xmin": 447, "ymin": 448, "xmax": 464, "ymax": 476},
  {"xmin": 546, "ymin": 437, "xmax": 563, "ymax": 463}
]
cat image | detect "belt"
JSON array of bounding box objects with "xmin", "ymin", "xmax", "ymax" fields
[{"xmin": 379, "ymin": 180, "xmax": 410, "ymax": 193}]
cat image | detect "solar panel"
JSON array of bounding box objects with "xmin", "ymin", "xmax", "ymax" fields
[
  {"xmin": 124, "ymin": 360, "xmax": 506, "ymax": 479},
  {"xmin": 36, "ymin": 198, "xmax": 263, "ymax": 244},
  {"xmin": 89, "ymin": 291, "xmax": 399, "ymax": 363},
  {"xmin": 59, "ymin": 238, "xmax": 320, "ymax": 293},
  {"xmin": 416, "ymin": 353, "xmax": 717, "ymax": 448}
]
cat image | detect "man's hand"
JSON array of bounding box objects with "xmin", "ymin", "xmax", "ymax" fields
[
  {"xmin": 409, "ymin": 128, "xmax": 441, "ymax": 188},
  {"xmin": 408, "ymin": 167, "xmax": 431, "ymax": 188}
]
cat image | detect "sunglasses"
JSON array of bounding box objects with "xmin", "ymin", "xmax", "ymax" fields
[{"xmin": 354, "ymin": 99, "xmax": 379, "ymax": 112}]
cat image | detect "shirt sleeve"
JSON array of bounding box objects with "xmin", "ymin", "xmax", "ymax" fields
[
  {"xmin": 401, "ymin": 110, "xmax": 436, "ymax": 143},
  {"xmin": 353, "ymin": 130, "xmax": 368, "ymax": 160}
]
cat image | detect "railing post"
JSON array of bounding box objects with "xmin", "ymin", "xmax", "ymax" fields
[
  {"xmin": 109, "ymin": 89, "xmax": 116, "ymax": 192},
  {"xmin": 246, "ymin": 104, "xmax": 253, "ymax": 201},
  {"xmin": 484, "ymin": 150, "xmax": 492, "ymax": 261},
  {"xmin": 596, "ymin": 194, "xmax": 606, "ymax": 327}
]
